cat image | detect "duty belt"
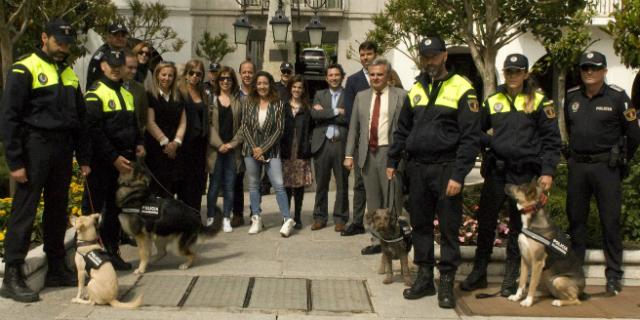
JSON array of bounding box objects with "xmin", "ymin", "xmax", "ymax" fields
[{"xmin": 570, "ymin": 151, "xmax": 609, "ymax": 163}]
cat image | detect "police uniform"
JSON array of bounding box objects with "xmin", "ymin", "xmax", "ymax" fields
[
  {"xmin": 85, "ymin": 23, "xmax": 128, "ymax": 91},
  {"xmin": 564, "ymin": 51, "xmax": 640, "ymax": 294},
  {"xmin": 274, "ymin": 62, "xmax": 294, "ymax": 101},
  {"xmin": 83, "ymin": 49, "xmax": 142, "ymax": 270},
  {"xmin": 0, "ymin": 20, "xmax": 88, "ymax": 302},
  {"xmin": 387, "ymin": 37, "xmax": 481, "ymax": 307},
  {"xmin": 461, "ymin": 54, "xmax": 562, "ymax": 295},
  {"xmin": 203, "ymin": 62, "xmax": 220, "ymax": 99}
]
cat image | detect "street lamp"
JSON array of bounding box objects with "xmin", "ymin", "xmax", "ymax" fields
[
  {"xmin": 304, "ymin": 0, "xmax": 326, "ymax": 46},
  {"xmin": 233, "ymin": 0, "xmax": 252, "ymax": 45},
  {"xmin": 269, "ymin": 0, "xmax": 291, "ymax": 43}
]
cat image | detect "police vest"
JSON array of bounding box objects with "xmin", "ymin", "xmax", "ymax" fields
[
  {"xmin": 14, "ymin": 53, "xmax": 79, "ymax": 91},
  {"xmin": 486, "ymin": 91, "xmax": 546, "ymax": 114},
  {"xmin": 86, "ymin": 82, "xmax": 135, "ymax": 113},
  {"xmin": 407, "ymin": 75, "xmax": 475, "ymax": 110}
]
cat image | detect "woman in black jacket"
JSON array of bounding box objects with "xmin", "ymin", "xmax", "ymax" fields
[{"xmin": 280, "ymin": 75, "xmax": 313, "ymax": 229}]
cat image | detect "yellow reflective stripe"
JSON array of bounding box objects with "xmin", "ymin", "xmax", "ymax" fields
[
  {"xmin": 15, "ymin": 53, "xmax": 79, "ymax": 90},
  {"xmin": 12, "ymin": 68, "xmax": 25, "ymax": 74},
  {"xmin": 408, "ymin": 75, "xmax": 473, "ymax": 110},
  {"xmin": 88, "ymin": 82, "xmax": 135, "ymax": 113},
  {"xmin": 488, "ymin": 92, "xmax": 545, "ymax": 114},
  {"xmin": 86, "ymin": 97, "xmax": 99, "ymax": 102}
]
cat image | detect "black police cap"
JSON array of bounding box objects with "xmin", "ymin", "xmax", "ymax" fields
[
  {"xmin": 418, "ymin": 36, "xmax": 446, "ymax": 56},
  {"xmin": 579, "ymin": 51, "xmax": 607, "ymax": 67},
  {"xmin": 108, "ymin": 23, "xmax": 128, "ymax": 34},
  {"xmin": 101, "ymin": 49, "xmax": 126, "ymax": 67},
  {"xmin": 45, "ymin": 19, "xmax": 76, "ymax": 45},
  {"xmin": 503, "ymin": 53, "xmax": 529, "ymax": 70},
  {"xmin": 280, "ymin": 62, "xmax": 294, "ymax": 71},
  {"xmin": 209, "ymin": 62, "xmax": 221, "ymax": 72}
]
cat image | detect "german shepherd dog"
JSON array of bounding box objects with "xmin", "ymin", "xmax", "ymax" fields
[
  {"xmin": 505, "ymin": 179, "xmax": 586, "ymax": 307},
  {"xmin": 115, "ymin": 161, "xmax": 221, "ymax": 274},
  {"xmin": 365, "ymin": 208, "xmax": 413, "ymax": 286}
]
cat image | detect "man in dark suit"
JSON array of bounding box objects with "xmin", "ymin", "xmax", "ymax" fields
[
  {"xmin": 341, "ymin": 42, "xmax": 379, "ymax": 255},
  {"xmin": 310, "ymin": 64, "xmax": 350, "ymax": 231},
  {"xmin": 344, "ymin": 58, "xmax": 406, "ymax": 225}
]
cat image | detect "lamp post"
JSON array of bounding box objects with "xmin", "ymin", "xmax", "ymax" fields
[
  {"xmin": 233, "ymin": 0, "xmax": 252, "ymax": 45},
  {"xmin": 304, "ymin": 0, "xmax": 326, "ymax": 46},
  {"xmin": 269, "ymin": 0, "xmax": 291, "ymax": 43}
]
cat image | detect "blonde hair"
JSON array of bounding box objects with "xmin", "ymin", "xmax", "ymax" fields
[
  {"xmin": 150, "ymin": 61, "xmax": 181, "ymax": 101},
  {"xmin": 178, "ymin": 59, "xmax": 205, "ymax": 100}
]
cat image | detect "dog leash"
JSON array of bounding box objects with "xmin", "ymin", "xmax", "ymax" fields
[
  {"xmin": 368, "ymin": 177, "xmax": 407, "ymax": 243},
  {"xmin": 79, "ymin": 176, "xmax": 106, "ymax": 248}
]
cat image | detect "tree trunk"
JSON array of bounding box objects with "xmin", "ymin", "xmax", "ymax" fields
[
  {"xmin": 552, "ymin": 65, "xmax": 568, "ymax": 143},
  {"xmin": 1, "ymin": 32, "xmax": 14, "ymax": 88}
]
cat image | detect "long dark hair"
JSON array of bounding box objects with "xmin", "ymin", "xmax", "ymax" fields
[
  {"xmin": 523, "ymin": 76, "xmax": 539, "ymax": 113},
  {"xmin": 287, "ymin": 75, "xmax": 310, "ymax": 109},
  {"xmin": 249, "ymin": 71, "xmax": 279, "ymax": 104}
]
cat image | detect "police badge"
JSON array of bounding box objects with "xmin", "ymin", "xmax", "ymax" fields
[
  {"xmin": 108, "ymin": 100, "xmax": 116, "ymax": 110},
  {"xmin": 38, "ymin": 73, "xmax": 48, "ymax": 85},
  {"xmin": 510, "ymin": 56, "xmax": 518, "ymax": 62},
  {"xmin": 494, "ymin": 102, "xmax": 503, "ymax": 112},
  {"xmin": 413, "ymin": 95, "xmax": 422, "ymax": 104},
  {"xmin": 624, "ymin": 108, "xmax": 637, "ymax": 121},
  {"xmin": 571, "ymin": 101, "xmax": 580, "ymax": 112},
  {"xmin": 468, "ymin": 98, "xmax": 479, "ymax": 112},
  {"xmin": 587, "ymin": 52, "xmax": 594, "ymax": 59},
  {"xmin": 543, "ymin": 105, "xmax": 556, "ymax": 119},
  {"xmin": 424, "ymin": 39, "xmax": 432, "ymax": 46}
]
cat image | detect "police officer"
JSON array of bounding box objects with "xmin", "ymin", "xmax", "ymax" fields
[
  {"xmin": 84, "ymin": 49, "xmax": 145, "ymax": 270},
  {"xmin": 203, "ymin": 62, "xmax": 221, "ymax": 99},
  {"xmin": 86, "ymin": 22, "xmax": 129, "ymax": 90},
  {"xmin": 460, "ymin": 54, "xmax": 561, "ymax": 296},
  {"xmin": 386, "ymin": 36, "xmax": 481, "ymax": 308},
  {"xmin": 0, "ymin": 19, "xmax": 90, "ymax": 302},
  {"xmin": 274, "ymin": 62, "xmax": 294, "ymax": 101},
  {"xmin": 565, "ymin": 51, "xmax": 640, "ymax": 296}
]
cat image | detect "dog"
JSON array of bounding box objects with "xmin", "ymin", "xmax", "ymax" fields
[
  {"xmin": 505, "ymin": 179, "xmax": 586, "ymax": 307},
  {"xmin": 71, "ymin": 214, "xmax": 143, "ymax": 308},
  {"xmin": 365, "ymin": 208, "xmax": 413, "ymax": 286},
  {"xmin": 115, "ymin": 160, "xmax": 221, "ymax": 274}
]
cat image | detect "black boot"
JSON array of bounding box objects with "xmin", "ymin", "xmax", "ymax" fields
[
  {"xmin": 438, "ymin": 272, "xmax": 456, "ymax": 309},
  {"xmin": 460, "ymin": 257, "xmax": 488, "ymax": 291},
  {"xmin": 45, "ymin": 258, "xmax": 77, "ymax": 287},
  {"xmin": 403, "ymin": 266, "xmax": 435, "ymax": 299},
  {"xmin": 106, "ymin": 247, "xmax": 132, "ymax": 271},
  {"xmin": 0, "ymin": 263, "xmax": 39, "ymax": 302},
  {"xmin": 500, "ymin": 259, "xmax": 520, "ymax": 297}
]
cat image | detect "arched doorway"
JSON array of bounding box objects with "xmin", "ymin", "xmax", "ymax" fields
[{"xmin": 530, "ymin": 54, "xmax": 582, "ymax": 98}]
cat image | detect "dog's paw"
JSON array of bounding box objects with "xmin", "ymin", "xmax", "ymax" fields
[
  {"xmin": 133, "ymin": 267, "xmax": 146, "ymax": 275},
  {"xmin": 520, "ymin": 296, "xmax": 534, "ymax": 307},
  {"xmin": 383, "ymin": 277, "xmax": 393, "ymax": 285},
  {"xmin": 551, "ymin": 299, "xmax": 563, "ymax": 307},
  {"xmin": 508, "ymin": 288, "xmax": 525, "ymax": 301},
  {"xmin": 71, "ymin": 297, "xmax": 81, "ymax": 304},
  {"xmin": 178, "ymin": 263, "xmax": 191, "ymax": 270}
]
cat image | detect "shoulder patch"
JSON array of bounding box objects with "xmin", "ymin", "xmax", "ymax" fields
[
  {"xmin": 543, "ymin": 100, "xmax": 554, "ymax": 107},
  {"xmin": 567, "ymin": 86, "xmax": 580, "ymax": 93},
  {"xmin": 543, "ymin": 105, "xmax": 556, "ymax": 119},
  {"xmin": 624, "ymin": 108, "xmax": 637, "ymax": 121},
  {"xmin": 468, "ymin": 97, "xmax": 479, "ymax": 112},
  {"xmin": 609, "ymin": 84, "xmax": 624, "ymax": 93}
]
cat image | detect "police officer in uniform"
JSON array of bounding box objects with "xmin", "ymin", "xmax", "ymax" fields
[
  {"xmin": 203, "ymin": 62, "xmax": 221, "ymax": 99},
  {"xmin": 0, "ymin": 19, "xmax": 90, "ymax": 302},
  {"xmin": 565, "ymin": 51, "xmax": 640, "ymax": 295},
  {"xmin": 86, "ymin": 23, "xmax": 129, "ymax": 91},
  {"xmin": 387, "ymin": 36, "xmax": 481, "ymax": 308},
  {"xmin": 84, "ymin": 49, "xmax": 145, "ymax": 270},
  {"xmin": 460, "ymin": 54, "xmax": 561, "ymax": 296}
]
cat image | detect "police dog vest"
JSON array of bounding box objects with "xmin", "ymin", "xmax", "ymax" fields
[
  {"xmin": 521, "ymin": 227, "xmax": 570, "ymax": 256},
  {"xmin": 121, "ymin": 196, "xmax": 163, "ymax": 219},
  {"xmin": 83, "ymin": 249, "xmax": 111, "ymax": 274}
]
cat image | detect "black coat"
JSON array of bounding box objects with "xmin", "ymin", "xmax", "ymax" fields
[{"xmin": 280, "ymin": 102, "xmax": 312, "ymax": 160}]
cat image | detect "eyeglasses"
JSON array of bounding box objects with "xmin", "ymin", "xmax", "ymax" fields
[
  {"xmin": 218, "ymin": 76, "xmax": 232, "ymax": 82},
  {"xmin": 580, "ymin": 65, "xmax": 604, "ymax": 72},
  {"xmin": 281, "ymin": 70, "xmax": 292, "ymax": 75},
  {"xmin": 137, "ymin": 51, "xmax": 150, "ymax": 57},
  {"xmin": 188, "ymin": 71, "xmax": 203, "ymax": 77}
]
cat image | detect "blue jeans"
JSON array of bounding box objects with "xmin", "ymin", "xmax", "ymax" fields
[
  {"xmin": 244, "ymin": 156, "xmax": 290, "ymax": 219},
  {"xmin": 207, "ymin": 153, "xmax": 236, "ymax": 218}
]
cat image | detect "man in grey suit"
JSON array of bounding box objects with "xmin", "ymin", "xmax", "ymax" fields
[
  {"xmin": 310, "ymin": 64, "xmax": 350, "ymax": 231},
  {"xmin": 344, "ymin": 58, "xmax": 406, "ymax": 229}
]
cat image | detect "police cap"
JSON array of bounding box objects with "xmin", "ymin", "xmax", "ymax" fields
[
  {"xmin": 280, "ymin": 62, "xmax": 294, "ymax": 71},
  {"xmin": 579, "ymin": 51, "xmax": 607, "ymax": 68},
  {"xmin": 108, "ymin": 23, "xmax": 129, "ymax": 35},
  {"xmin": 45, "ymin": 19, "xmax": 76, "ymax": 45},
  {"xmin": 418, "ymin": 36, "xmax": 446, "ymax": 56},
  {"xmin": 101, "ymin": 49, "xmax": 126, "ymax": 67},
  {"xmin": 209, "ymin": 62, "xmax": 221, "ymax": 72},
  {"xmin": 503, "ymin": 53, "xmax": 528, "ymax": 70}
]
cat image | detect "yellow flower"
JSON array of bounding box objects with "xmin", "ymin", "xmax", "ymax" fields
[
  {"xmin": 0, "ymin": 232, "xmax": 5, "ymax": 242},
  {"xmin": 71, "ymin": 207, "xmax": 79, "ymax": 216},
  {"xmin": 0, "ymin": 210, "xmax": 6, "ymax": 217}
]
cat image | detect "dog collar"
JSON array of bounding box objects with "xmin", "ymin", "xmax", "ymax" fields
[
  {"xmin": 519, "ymin": 193, "xmax": 548, "ymax": 215},
  {"xmin": 76, "ymin": 239, "xmax": 100, "ymax": 248}
]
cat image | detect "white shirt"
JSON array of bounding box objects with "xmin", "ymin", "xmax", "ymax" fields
[
  {"xmin": 258, "ymin": 107, "xmax": 267, "ymax": 128},
  {"xmin": 158, "ymin": 89, "xmax": 171, "ymax": 102},
  {"xmin": 368, "ymin": 86, "xmax": 390, "ymax": 146}
]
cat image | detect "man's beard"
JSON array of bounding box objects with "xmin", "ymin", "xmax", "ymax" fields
[
  {"xmin": 47, "ymin": 46, "xmax": 69, "ymax": 62},
  {"xmin": 425, "ymin": 62, "xmax": 443, "ymax": 79}
]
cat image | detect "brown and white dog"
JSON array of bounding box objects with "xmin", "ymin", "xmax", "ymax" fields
[
  {"xmin": 71, "ymin": 214, "xmax": 143, "ymax": 308},
  {"xmin": 365, "ymin": 208, "xmax": 413, "ymax": 286},
  {"xmin": 505, "ymin": 179, "xmax": 586, "ymax": 307}
]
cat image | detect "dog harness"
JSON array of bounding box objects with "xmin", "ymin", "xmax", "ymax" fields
[
  {"xmin": 121, "ymin": 195, "xmax": 163, "ymax": 219},
  {"xmin": 369, "ymin": 218, "xmax": 413, "ymax": 250},
  {"xmin": 79, "ymin": 249, "xmax": 111, "ymax": 274}
]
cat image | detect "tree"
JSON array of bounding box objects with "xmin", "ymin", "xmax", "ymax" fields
[
  {"xmin": 122, "ymin": 0, "xmax": 185, "ymax": 55},
  {"xmin": 194, "ymin": 31, "xmax": 236, "ymax": 64},
  {"xmin": 0, "ymin": 0, "xmax": 33, "ymax": 86},
  {"xmin": 607, "ymin": 0, "xmax": 640, "ymax": 108}
]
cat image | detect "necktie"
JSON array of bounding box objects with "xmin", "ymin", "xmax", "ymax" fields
[
  {"xmin": 327, "ymin": 92, "xmax": 339, "ymax": 139},
  {"xmin": 369, "ymin": 91, "xmax": 381, "ymax": 152}
]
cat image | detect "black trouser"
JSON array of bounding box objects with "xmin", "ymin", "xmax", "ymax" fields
[
  {"xmin": 86, "ymin": 163, "xmax": 122, "ymax": 250},
  {"xmin": 233, "ymin": 171, "xmax": 245, "ymax": 215},
  {"xmin": 4, "ymin": 130, "xmax": 73, "ymax": 264},
  {"xmin": 177, "ymin": 137, "xmax": 208, "ymax": 212},
  {"xmin": 567, "ymin": 159, "xmax": 623, "ymax": 280},
  {"xmin": 286, "ymin": 187, "xmax": 305, "ymax": 217},
  {"xmin": 351, "ymin": 162, "xmax": 367, "ymax": 227},
  {"xmin": 474, "ymin": 162, "xmax": 536, "ymax": 262},
  {"xmin": 407, "ymin": 160, "xmax": 462, "ymax": 274}
]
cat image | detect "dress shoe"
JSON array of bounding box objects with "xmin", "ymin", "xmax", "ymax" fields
[
  {"xmin": 460, "ymin": 257, "xmax": 488, "ymax": 291},
  {"xmin": 438, "ymin": 273, "xmax": 456, "ymax": 309},
  {"xmin": 500, "ymin": 259, "xmax": 520, "ymax": 297},
  {"xmin": 361, "ymin": 244, "xmax": 382, "ymax": 255},
  {"xmin": 403, "ymin": 266, "xmax": 435, "ymax": 299},
  {"xmin": 334, "ymin": 223, "xmax": 346, "ymax": 232},
  {"xmin": 45, "ymin": 258, "xmax": 77, "ymax": 287},
  {"xmin": 0, "ymin": 263, "xmax": 39, "ymax": 303},
  {"xmin": 605, "ymin": 278, "xmax": 622, "ymax": 296},
  {"xmin": 341, "ymin": 224, "xmax": 365, "ymax": 236},
  {"xmin": 293, "ymin": 217, "xmax": 302, "ymax": 230},
  {"xmin": 310, "ymin": 221, "xmax": 326, "ymax": 230},
  {"xmin": 230, "ymin": 215, "xmax": 244, "ymax": 227}
]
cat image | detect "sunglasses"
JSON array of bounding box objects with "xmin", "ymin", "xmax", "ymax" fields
[
  {"xmin": 281, "ymin": 70, "xmax": 292, "ymax": 75},
  {"xmin": 188, "ymin": 71, "xmax": 203, "ymax": 77},
  {"xmin": 138, "ymin": 51, "xmax": 150, "ymax": 57},
  {"xmin": 218, "ymin": 76, "xmax": 232, "ymax": 82},
  {"xmin": 580, "ymin": 65, "xmax": 604, "ymax": 72}
]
